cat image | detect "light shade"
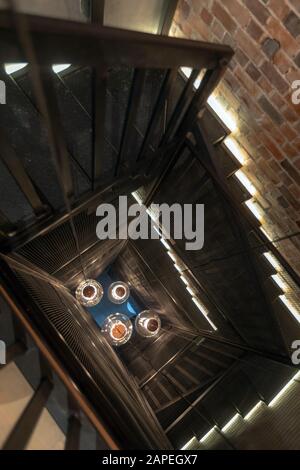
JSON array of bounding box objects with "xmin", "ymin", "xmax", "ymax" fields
[
  {"xmin": 102, "ymin": 313, "xmax": 133, "ymax": 346},
  {"xmin": 75, "ymin": 279, "xmax": 103, "ymax": 307},
  {"xmin": 108, "ymin": 281, "xmax": 130, "ymax": 304},
  {"xmin": 135, "ymin": 310, "xmax": 161, "ymax": 338}
]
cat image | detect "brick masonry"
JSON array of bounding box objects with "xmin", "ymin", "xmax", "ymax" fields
[{"xmin": 171, "ymin": 0, "xmax": 300, "ymax": 275}]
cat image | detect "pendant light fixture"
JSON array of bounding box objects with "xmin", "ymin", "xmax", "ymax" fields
[
  {"xmin": 108, "ymin": 281, "xmax": 130, "ymax": 304},
  {"xmin": 135, "ymin": 310, "xmax": 161, "ymax": 337},
  {"xmin": 75, "ymin": 279, "xmax": 103, "ymax": 307}
]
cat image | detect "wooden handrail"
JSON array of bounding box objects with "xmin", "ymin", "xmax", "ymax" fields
[{"xmin": 0, "ymin": 284, "xmax": 120, "ymax": 450}]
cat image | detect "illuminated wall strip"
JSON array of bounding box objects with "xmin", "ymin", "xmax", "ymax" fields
[
  {"xmin": 186, "ymin": 286, "xmax": 195, "ymax": 296},
  {"xmin": 194, "ymin": 69, "xmax": 206, "ymax": 90},
  {"xmin": 5, "ymin": 63, "xmax": 28, "ymax": 74},
  {"xmin": 263, "ymin": 250, "xmax": 299, "ymax": 323},
  {"xmin": 5, "ymin": 63, "xmax": 71, "ymax": 75},
  {"xmin": 268, "ymin": 371, "xmax": 300, "ymax": 407},
  {"xmin": 221, "ymin": 413, "xmax": 240, "ymax": 432},
  {"xmin": 207, "ymin": 95, "xmax": 237, "ymax": 133},
  {"xmin": 192, "ymin": 297, "xmax": 218, "ymax": 331},
  {"xmin": 52, "ymin": 64, "xmax": 71, "ymax": 74},
  {"xmin": 181, "ymin": 436, "xmax": 196, "ymax": 450},
  {"xmin": 260, "ymin": 226, "xmax": 272, "ymax": 241},
  {"xmin": 263, "ymin": 252, "xmax": 282, "ymax": 271},
  {"xmin": 174, "ymin": 263, "xmax": 183, "ymax": 273},
  {"xmin": 200, "ymin": 426, "xmax": 216, "ymax": 443},
  {"xmin": 271, "ymin": 274, "xmax": 289, "ymax": 292},
  {"xmin": 192, "ymin": 297, "xmax": 209, "ymax": 316},
  {"xmin": 279, "ymin": 295, "xmax": 300, "ymax": 323},
  {"xmin": 294, "ymin": 371, "xmax": 300, "ymax": 381},
  {"xmin": 131, "ymin": 194, "xmax": 217, "ymax": 330},
  {"xmin": 204, "ymin": 314, "xmax": 218, "ymax": 331},
  {"xmin": 223, "ymin": 137, "xmax": 247, "ymax": 165},
  {"xmin": 222, "ymin": 129, "xmax": 300, "ymax": 329},
  {"xmin": 180, "ymin": 66, "xmax": 192, "ymax": 78},
  {"xmin": 245, "ymin": 199, "xmax": 263, "ymax": 222},
  {"xmin": 160, "ymin": 238, "xmax": 171, "ymax": 250},
  {"xmin": 235, "ymin": 170, "xmax": 257, "ymax": 196},
  {"xmin": 180, "ymin": 275, "xmax": 189, "ymax": 286},
  {"xmin": 180, "ymin": 66, "xmax": 205, "ymax": 90},
  {"xmin": 197, "ymin": 373, "xmax": 300, "ymax": 447},
  {"xmin": 167, "ymin": 251, "xmax": 177, "ymax": 263},
  {"xmin": 131, "ymin": 191, "xmax": 143, "ymax": 205},
  {"xmin": 244, "ymin": 401, "xmax": 264, "ymax": 421}
]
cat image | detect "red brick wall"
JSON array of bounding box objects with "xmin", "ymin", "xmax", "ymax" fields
[{"xmin": 171, "ymin": 0, "xmax": 300, "ymax": 275}]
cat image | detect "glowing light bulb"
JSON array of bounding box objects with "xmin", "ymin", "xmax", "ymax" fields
[
  {"xmin": 108, "ymin": 281, "xmax": 130, "ymax": 304},
  {"xmin": 75, "ymin": 279, "xmax": 103, "ymax": 307}
]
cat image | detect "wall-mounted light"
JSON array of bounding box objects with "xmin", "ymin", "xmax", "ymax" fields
[
  {"xmin": 135, "ymin": 310, "xmax": 161, "ymax": 338},
  {"xmin": 244, "ymin": 401, "xmax": 264, "ymax": 421},
  {"xmin": 180, "ymin": 66, "xmax": 192, "ymax": 78},
  {"xmin": 260, "ymin": 226, "xmax": 272, "ymax": 241},
  {"xmin": 102, "ymin": 313, "xmax": 133, "ymax": 346},
  {"xmin": 192, "ymin": 297, "xmax": 218, "ymax": 331},
  {"xmin": 131, "ymin": 191, "xmax": 143, "ymax": 205},
  {"xmin": 108, "ymin": 281, "xmax": 130, "ymax": 304},
  {"xmin": 180, "ymin": 67, "xmax": 206, "ymax": 90},
  {"xmin": 279, "ymin": 295, "xmax": 300, "ymax": 323},
  {"xmin": 52, "ymin": 64, "xmax": 71, "ymax": 74},
  {"xmin": 180, "ymin": 275, "xmax": 189, "ymax": 286},
  {"xmin": 200, "ymin": 426, "xmax": 216, "ymax": 443},
  {"xmin": 268, "ymin": 372, "xmax": 300, "ymax": 407},
  {"xmin": 271, "ymin": 274, "xmax": 289, "ymax": 292},
  {"xmin": 181, "ymin": 437, "xmax": 197, "ymax": 450},
  {"xmin": 235, "ymin": 170, "xmax": 257, "ymax": 196},
  {"xmin": 192, "ymin": 297, "xmax": 209, "ymax": 316},
  {"xmin": 167, "ymin": 251, "xmax": 177, "ymax": 263},
  {"xmin": 4, "ymin": 63, "xmax": 72, "ymax": 75},
  {"xmin": 245, "ymin": 199, "xmax": 264, "ymax": 222},
  {"xmin": 263, "ymin": 252, "xmax": 281, "ymax": 271},
  {"xmin": 186, "ymin": 286, "xmax": 195, "ymax": 296},
  {"xmin": 194, "ymin": 69, "xmax": 206, "ymax": 89},
  {"xmin": 207, "ymin": 95, "xmax": 238, "ymax": 133},
  {"xmin": 221, "ymin": 413, "xmax": 240, "ymax": 433},
  {"xmin": 75, "ymin": 279, "xmax": 103, "ymax": 307},
  {"xmin": 160, "ymin": 238, "xmax": 171, "ymax": 250},
  {"xmin": 5, "ymin": 63, "xmax": 28, "ymax": 75}
]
